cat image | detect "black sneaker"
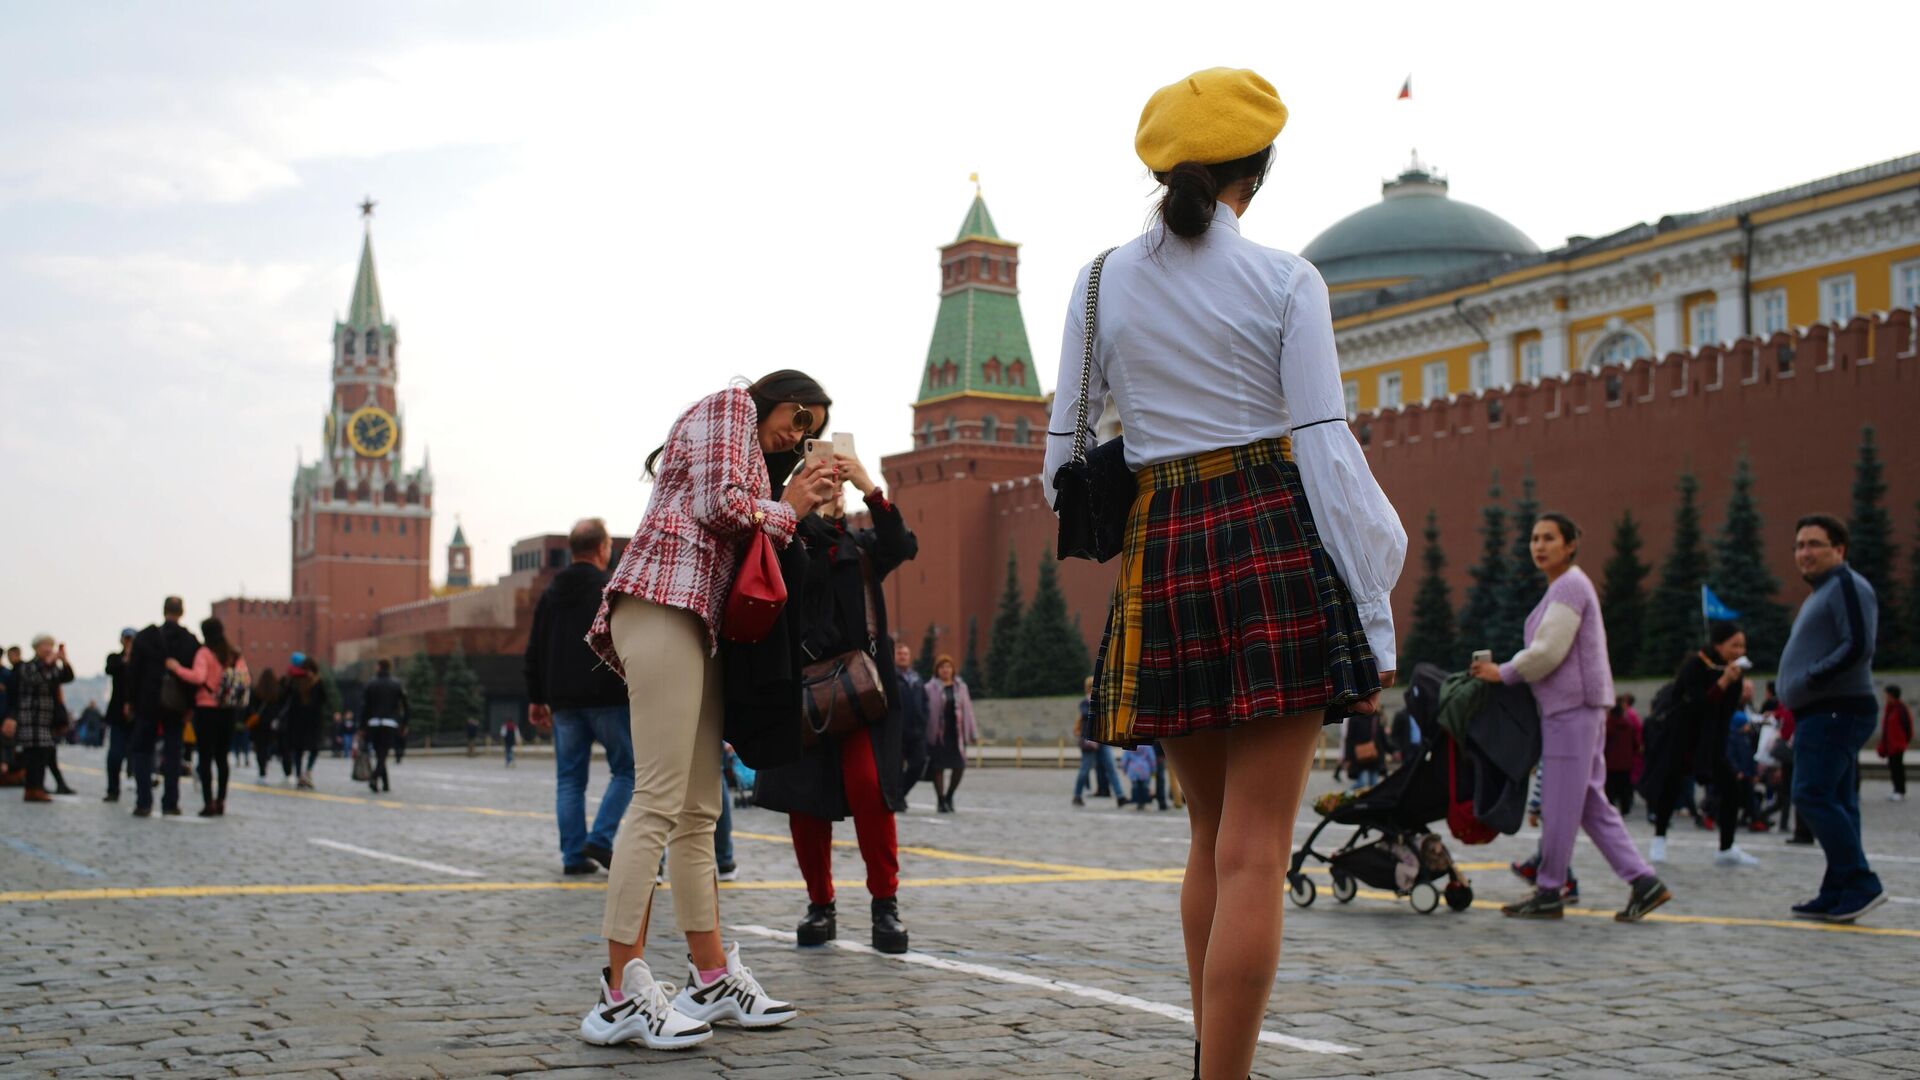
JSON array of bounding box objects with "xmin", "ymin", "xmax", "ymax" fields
[
  {"xmin": 796, "ymin": 901, "xmax": 836, "ymax": 946},
  {"xmin": 871, "ymin": 897, "xmax": 909, "ymax": 955},
  {"xmin": 1791, "ymin": 894, "xmax": 1838, "ymax": 920},
  {"xmin": 583, "ymin": 842, "xmax": 614, "ymax": 871},
  {"xmin": 1825, "ymin": 889, "xmax": 1887, "ymax": 924},
  {"xmin": 1615, "ymin": 876, "xmax": 1672, "ymax": 923},
  {"xmin": 563, "ymin": 862, "xmax": 600, "ymax": 876},
  {"xmin": 161, "ymin": 806, "xmax": 182, "ymax": 817},
  {"xmin": 103, "ymin": 793, "xmax": 119, "ymax": 803},
  {"xmin": 1501, "ymin": 889, "xmax": 1564, "ymax": 919}
]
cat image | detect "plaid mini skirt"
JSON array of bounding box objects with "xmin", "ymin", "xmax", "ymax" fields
[{"xmin": 1090, "ymin": 437, "xmax": 1382, "ymax": 748}]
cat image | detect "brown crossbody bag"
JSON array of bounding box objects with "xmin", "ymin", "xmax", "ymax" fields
[{"xmin": 799, "ymin": 552, "xmax": 888, "ymax": 748}]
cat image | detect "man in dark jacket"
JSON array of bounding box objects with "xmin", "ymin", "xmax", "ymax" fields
[
  {"xmin": 525, "ymin": 519, "xmax": 634, "ymax": 875},
  {"xmin": 128, "ymin": 597, "xmax": 200, "ymax": 817},
  {"xmin": 102, "ymin": 628, "xmax": 136, "ymax": 801},
  {"xmin": 893, "ymin": 643, "xmax": 929, "ymax": 800},
  {"xmin": 359, "ymin": 659, "xmax": 409, "ymax": 793}
]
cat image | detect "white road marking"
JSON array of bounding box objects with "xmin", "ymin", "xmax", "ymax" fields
[
  {"xmin": 307, "ymin": 838, "xmax": 481, "ymax": 878},
  {"xmin": 732, "ymin": 924, "xmax": 1358, "ymax": 1056},
  {"xmin": 0, "ymin": 836, "xmax": 102, "ymax": 877}
]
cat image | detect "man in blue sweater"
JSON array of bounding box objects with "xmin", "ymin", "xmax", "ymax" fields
[{"xmin": 1776, "ymin": 513, "xmax": 1883, "ymax": 923}]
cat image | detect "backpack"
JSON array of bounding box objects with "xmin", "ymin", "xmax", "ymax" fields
[
  {"xmin": 217, "ymin": 662, "xmax": 252, "ymax": 710},
  {"xmin": 1644, "ymin": 678, "xmax": 1683, "ymax": 736}
]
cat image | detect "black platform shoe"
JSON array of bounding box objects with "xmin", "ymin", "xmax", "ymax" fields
[
  {"xmin": 797, "ymin": 901, "xmax": 836, "ymax": 946},
  {"xmin": 871, "ymin": 897, "xmax": 909, "ymax": 954}
]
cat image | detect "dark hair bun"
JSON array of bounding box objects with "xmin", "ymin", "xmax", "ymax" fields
[{"xmin": 1160, "ymin": 161, "xmax": 1219, "ymax": 238}]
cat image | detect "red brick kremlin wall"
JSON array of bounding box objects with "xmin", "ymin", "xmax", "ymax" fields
[{"xmin": 1358, "ymin": 310, "xmax": 1920, "ymax": 653}]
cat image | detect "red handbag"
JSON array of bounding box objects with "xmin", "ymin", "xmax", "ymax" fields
[{"xmin": 722, "ymin": 529, "xmax": 787, "ymax": 644}]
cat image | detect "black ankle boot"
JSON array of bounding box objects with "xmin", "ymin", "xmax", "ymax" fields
[
  {"xmin": 796, "ymin": 901, "xmax": 836, "ymax": 946},
  {"xmin": 871, "ymin": 896, "xmax": 909, "ymax": 954}
]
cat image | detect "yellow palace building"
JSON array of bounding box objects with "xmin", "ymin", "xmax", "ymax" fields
[{"xmin": 1307, "ymin": 153, "xmax": 1920, "ymax": 414}]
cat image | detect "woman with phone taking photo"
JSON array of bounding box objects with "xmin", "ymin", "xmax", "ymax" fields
[
  {"xmin": 1471, "ymin": 513, "xmax": 1671, "ymax": 922},
  {"xmin": 579, "ymin": 370, "xmax": 838, "ymax": 1051}
]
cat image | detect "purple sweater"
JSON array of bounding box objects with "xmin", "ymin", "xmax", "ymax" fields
[{"xmin": 1499, "ymin": 566, "xmax": 1615, "ymax": 715}]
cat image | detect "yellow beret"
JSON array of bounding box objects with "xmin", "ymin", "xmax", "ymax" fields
[{"xmin": 1135, "ymin": 67, "xmax": 1288, "ymax": 173}]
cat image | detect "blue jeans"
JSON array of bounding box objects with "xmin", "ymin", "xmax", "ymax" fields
[
  {"xmin": 552, "ymin": 706, "xmax": 635, "ymax": 869},
  {"xmin": 1791, "ymin": 708, "xmax": 1882, "ymax": 900},
  {"xmin": 1074, "ymin": 745, "xmax": 1120, "ymax": 801}
]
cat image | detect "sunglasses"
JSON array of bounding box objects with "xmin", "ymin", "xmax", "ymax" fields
[{"xmin": 788, "ymin": 404, "xmax": 818, "ymax": 432}]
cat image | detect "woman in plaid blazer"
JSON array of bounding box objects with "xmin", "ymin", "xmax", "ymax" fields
[{"xmin": 577, "ymin": 371, "xmax": 839, "ymax": 1051}]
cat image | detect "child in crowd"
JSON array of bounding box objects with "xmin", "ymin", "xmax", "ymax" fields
[{"xmin": 1121, "ymin": 743, "xmax": 1157, "ymax": 810}]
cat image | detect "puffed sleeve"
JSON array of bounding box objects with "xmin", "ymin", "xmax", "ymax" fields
[
  {"xmin": 687, "ymin": 388, "xmax": 798, "ymax": 546},
  {"xmin": 1043, "ymin": 261, "xmax": 1106, "ymax": 510},
  {"xmin": 1278, "ymin": 261, "xmax": 1408, "ymax": 671}
]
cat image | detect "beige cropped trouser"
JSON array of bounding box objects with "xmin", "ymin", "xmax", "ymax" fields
[{"xmin": 600, "ymin": 596, "xmax": 725, "ymax": 944}]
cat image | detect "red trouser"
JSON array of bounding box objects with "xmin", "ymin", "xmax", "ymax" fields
[{"xmin": 788, "ymin": 733, "xmax": 899, "ymax": 904}]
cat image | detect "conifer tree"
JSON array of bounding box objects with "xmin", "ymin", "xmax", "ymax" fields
[
  {"xmin": 1501, "ymin": 471, "xmax": 1545, "ymax": 652},
  {"xmin": 1007, "ymin": 558, "xmax": 1092, "ymax": 696},
  {"xmin": 402, "ymin": 651, "xmax": 439, "ymax": 736},
  {"xmin": 961, "ymin": 616, "xmax": 986, "ymax": 690},
  {"xmin": 439, "ymin": 643, "xmax": 486, "ymax": 739},
  {"xmin": 1903, "ymin": 502, "xmax": 1920, "ymax": 669},
  {"xmin": 1599, "ymin": 512, "xmax": 1650, "ymax": 679},
  {"xmin": 1640, "ymin": 471, "xmax": 1710, "ymax": 676},
  {"xmin": 1847, "ymin": 426, "xmax": 1902, "ymax": 664},
  {"xmin": 1709, "ymin": 455, "xmax": 1790, "ymax": 670},
  {"xmin": 916, "ymin": 624, "xmax": 937, "ymax": 681},
  {"xmin": 1457, "ymin": 472, "xmax": 1509, "ymax": 660},
  {"xmin": 1400, "ymin": 510, "xmax": 1458, "ymax": 671},
  {"xmin": 984, "ymin": 546, "xmax": 1025, "ymax": 697}
]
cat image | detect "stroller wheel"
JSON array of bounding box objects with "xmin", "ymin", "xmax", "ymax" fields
[
  {"xmin": 1445, "ymin": 884, "xmax": 1474, "ymax": 912},
  {"xmin": 1287, "ymin": 874, "xmax": 1316, "ymax": 908},
  {"xmin": 1409, "ymin": 882, "xmax": 1441, "ymax": 915},
  {"xmin": 1330, "ymin": 872, "xmax": 1358, "ymax": 904}
]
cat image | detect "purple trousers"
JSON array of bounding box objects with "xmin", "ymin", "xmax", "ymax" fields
[{"xmin": 1538, "ymin": 706, "xmax": 1656, "ymax": 891}]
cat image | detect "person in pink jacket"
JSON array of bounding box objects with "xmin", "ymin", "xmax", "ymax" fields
[
  {"xmin": 922, "ymin": 656, "xmax": 979, "ymax": 813},
  {"xmin": 165, "ymin": 618, "xmax": 248, "ymax": 818}
]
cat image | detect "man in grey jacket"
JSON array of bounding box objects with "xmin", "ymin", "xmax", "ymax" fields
[{"xmin": 1776, "ymin": 513, "xmax": 1883, "ymax": 924}]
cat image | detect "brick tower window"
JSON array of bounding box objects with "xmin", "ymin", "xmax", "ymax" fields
[{"xmin": 1008, "ymin": 359, "xmax": 1025, "ymax": 386}]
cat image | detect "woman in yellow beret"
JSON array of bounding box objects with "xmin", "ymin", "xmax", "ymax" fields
[{"xmin": 1045, "ymin": 67, "xmax": 1406, "ymax": 1079}]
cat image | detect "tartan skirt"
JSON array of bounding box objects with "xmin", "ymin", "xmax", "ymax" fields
[{"xmin": 1089, "ymin": 437, "xmax": 1382, "ymax": 748}]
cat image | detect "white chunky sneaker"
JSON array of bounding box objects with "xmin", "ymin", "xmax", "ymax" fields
[
  {"xmin": 672, "ymin": 943, "xmax": 797, "ymax": 1029},
  {"xmin": 578, "ymin": 959, "xmax": 712, "ymax": 1049},
  {"xmin": 1648, "ymin": 837, "xmax": 1667, "ymax": 864},
  {"xmin": 1715, "ymin": 845, "xmax": 1760, "ymax": 867}
]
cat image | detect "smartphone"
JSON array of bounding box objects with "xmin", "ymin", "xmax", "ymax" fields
[
  {"xmin": 801, "ymin": 437, "xmax": 835, "ymax": 473},
  {"xmin": 830, "ymin": 432, "xmax": 855, "ymax": 458},
  {"xmin": 1472, "ymin": 649, "xmax": 1493, "ymax": 666},
  {"xmin": 1734, "ymin": 656, "xmax": 1754, "ymax": 671}
]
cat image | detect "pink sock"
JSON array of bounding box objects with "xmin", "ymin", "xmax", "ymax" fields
[
  {"xmin": 606, "ymin": 987, "xmax": 625, "ymax": 1003},
  {"xmin": 697, "ymin": 965, "xmax": 728, "ymax": 985}
]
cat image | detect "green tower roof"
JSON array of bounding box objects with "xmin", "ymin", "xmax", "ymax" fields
[
  {"xmin": 954, "ymin": 195, "xmax": 999, "ymax": 242},
  {"xmin": 346, "ymin": 231, "xmax": 386, "ymax": 329},
  {"xmin": 449, "ymin": 523, "xmax": 468, "ymax": 547}
]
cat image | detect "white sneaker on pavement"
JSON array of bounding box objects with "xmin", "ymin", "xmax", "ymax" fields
[
  {"xmin": 1888, "ymin": 792, "xmax": 1905, "ymax": 802},
  {"xmin": 672, "ymin": 943, "xmax": 797, "ymax": 1028},
  {"xmin": 578, "ymin": 959, "xmax": 712, "ymax": 1049},
  {"xmin": 1649, "ymin": 837, "xmax": 1667, "ymax": 863},
  {"xmin": 1715, "ymin": 845, "xmax": 1760, "ymax": 867}
]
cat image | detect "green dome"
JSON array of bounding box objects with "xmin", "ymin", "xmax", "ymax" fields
[{"xmin": 1301, "ymin": 164, "xmax": 1539, "ymax": 286}]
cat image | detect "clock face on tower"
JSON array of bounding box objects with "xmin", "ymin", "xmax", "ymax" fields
[{"xmin": 348, "ymin": 406, "xmax": 397, "ymax": 458}]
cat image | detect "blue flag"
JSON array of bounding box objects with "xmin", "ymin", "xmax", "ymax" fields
[{"xmin": 1702, "ymin": 585, "xmax": 1742, "ymax": 622}]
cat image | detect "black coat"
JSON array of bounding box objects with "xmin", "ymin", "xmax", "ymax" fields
[
  {"xmin": 721, "ymin": 537, "xmax": 817, "ymax": 771},
  {"xmin": 105, "ymin": 651, "xmax": 133, "ymax": 728},
  {"xmin": 753, "ymin": 499, "xmax": 919, "ymax": 821},
  {"xmin": 525, "ymin": 562, "xmax": 629, "ymax": 711},
  {"xmin": 1638, "ymin": 652, "xmax": 1742, "ymax": 796},
  {"xmin": 129, "ymin": 621, "xmax": 200, "ymax": 717}
]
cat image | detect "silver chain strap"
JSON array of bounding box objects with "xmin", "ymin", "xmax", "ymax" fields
[{"xmin": 1070, "ymin": 247, "xmax": 1118, "ymax": 465}]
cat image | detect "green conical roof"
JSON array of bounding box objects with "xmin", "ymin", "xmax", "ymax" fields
[
  {"xmin": 346, "ymin": 231, "xmax": 385, "ymax": 329},
  {"xmin": 916, "ymin": 279, "xmax": 1038, "ymax": 403},
  {"xmin": 954, "ymin": 195, "xmax": 999, "ymax": 242},
  {"xmin": 449, "ymin": 523, "xmax": 468, "ymax": 547}
]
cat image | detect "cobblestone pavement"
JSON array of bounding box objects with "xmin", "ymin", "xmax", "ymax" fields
[{"xmin": 4, "ymin": 746, "xmax": 1920, "ymax": 1079}]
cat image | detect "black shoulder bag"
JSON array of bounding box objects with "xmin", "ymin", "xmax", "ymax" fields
[{"xmin": 1053, "ymin": 247, "xmax": 1137, "ymax": 563}]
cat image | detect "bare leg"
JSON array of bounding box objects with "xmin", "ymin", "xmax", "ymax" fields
[
  {"xmin": 1162, "ymin": 733, "xmax": 1228, "ymax": 1037},
  {"xmin": 1188, "ymin": 714, "xmax": 1322, "ymax": 1080}
]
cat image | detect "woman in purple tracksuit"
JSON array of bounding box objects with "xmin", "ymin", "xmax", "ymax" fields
[{"xmin": 1472, "ymin": 513, "xmax": 1673, "ymax": 922}]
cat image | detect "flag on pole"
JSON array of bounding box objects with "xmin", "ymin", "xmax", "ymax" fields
[
  {"xmin": 1701, "ymin": 585, "xmax": 1742, "ymax": 622},
  {"xmin": 1397, "ymin": 76, "xmax": 1412, "ymax": 100}
]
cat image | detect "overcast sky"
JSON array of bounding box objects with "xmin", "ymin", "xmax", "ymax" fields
[{"xmin": 6, "ymin": 1, "xmax": 1915, "ymax": 678}]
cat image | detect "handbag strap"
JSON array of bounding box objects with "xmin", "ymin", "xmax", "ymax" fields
[{"xmin": 1069, "ymin": 248, "xmax": 1119, "ymax": 465}]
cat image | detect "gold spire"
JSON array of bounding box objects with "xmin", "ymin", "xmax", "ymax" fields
[{"xmin": 970, "ymin": 172, "xmax": 981, "ymax": 196}]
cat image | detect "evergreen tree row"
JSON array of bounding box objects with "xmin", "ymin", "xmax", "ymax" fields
[
  {"xmin": 974, "ymin": 546, "xmax": 1093, "ymax": 697},
  {"xmin": 1400, "ymin": 425, "xmax": 1920, "ymax": 678}
]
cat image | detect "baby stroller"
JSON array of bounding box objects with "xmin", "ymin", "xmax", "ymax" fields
[{"xmin": 1287, "ymin": 664, "xmax": 1475, "ymax": 915}]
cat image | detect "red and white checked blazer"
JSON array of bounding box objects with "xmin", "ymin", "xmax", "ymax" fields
[{"xmin": 588, "ymin": 387, "xmax": 797, "ymax": 672}]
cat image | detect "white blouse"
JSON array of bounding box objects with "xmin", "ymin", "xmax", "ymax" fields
[{"xmin": 1043, "ymin": 202, "xmax": 1407, "ymax": 670}]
